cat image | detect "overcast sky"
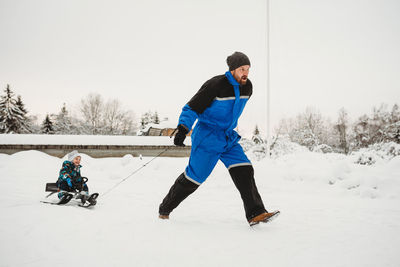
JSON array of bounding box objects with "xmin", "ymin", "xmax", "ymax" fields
[{"xmin": 1, "ymin": 0, "xmax": 399, "ymax": 137}]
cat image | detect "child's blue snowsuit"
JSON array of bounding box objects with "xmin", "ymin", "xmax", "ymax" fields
[
  {"xmin": 57, "ymin": 161, "xmax": 88, "ymax": 198},
  {"xmin": 179, "ymin": 71, "xmax": 252, "ymax": 184}
]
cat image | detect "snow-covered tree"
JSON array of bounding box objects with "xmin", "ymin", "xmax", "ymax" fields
[
  {"xmin": 153, "ymin": 111, "xmax": 160, "ymax": 124},
  {"xmin": 15, "ymin": 95, "xmax": 31, "ymax": 133},
  {"xmin": 252, "ymin": 124, "xmax": 263, "ymax": 144},
  {"xmin": 54, "ymin": 103, "xmax": 73, "ymax": 134},
  {"xmin": 288, "ymin": 107, "xmax": 326, "ymax": 150},
  {"xmin": 352, "ymin": 104, "xmax": 400, "ymax": 148},
  {"xmin": 102, "ymin": 99, "xmax": 122, "ymax": 134},
  {"xmin": 41, "ymin": 114, "xmax": 54, "ymax": 134},
  {"xmin": 335, "ymin": 108, "xmax": 350, "ymax": 154},
  {"xmin": 102, "ymin": 99, "xmax": 137, "ymax": 135},
  {"xmin": 369, "ymin": 104, "xmax": 390, "ymax": 144},
  {"xmin": 0, "ymin": 84, "xmax": 29, "ymax": 133},
  {"xmin": 141, "ymin": 111, "xmax": 152, "ymax": 129},
  {"xmin": 80, "ymin": 93, "xmax": 104, "ymax": 134},
  {"xmin": 390, "ymin": 104, "xmax": 400, "ymax": 123},
  {"xmin": 353, "ymin": 114, "xmax": 370, "ymax": 148},
  {"xmin": 120, "ymin": 110, "xmax": 138, "ymax": 135},
  {"xmin": 253, "ymin": 124, "xmax": 260, "ymax": 135},
  {"xmin": 381, "ymin": 104, "xmax": 400, "ymax": 144},
  {"xmin": 26, "ymin": 114, "xmax": 41, "ymax": 134},
  {"xmin": 141, "ymin": 110, "xmax": 161, "ymax": 129},
  {"xmin": 77, "ymin": 94, "xmax": 138, "ymax": 135}
]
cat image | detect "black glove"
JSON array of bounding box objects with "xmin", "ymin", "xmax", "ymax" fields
[{"xmin": 174, "ymin": 124, "xmax": 189, "ymax": 147}]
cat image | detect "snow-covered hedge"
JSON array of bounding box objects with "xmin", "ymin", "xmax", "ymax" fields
[
  {"xmin": 242, "ymin": 133, "xmax": 400, "ymax": 165},
  {"xmin": 240, "ymin": 135, "xmax": 308, "ymax": 160},
  {"xmin": 351, "ymin": 142, "xmax": 400, "ymax": 165},
  {"xmin": 312, "ymin": 144, "xmax": 334, "ymax": 154}
]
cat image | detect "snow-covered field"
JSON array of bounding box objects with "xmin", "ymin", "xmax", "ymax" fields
[{"xmin": 1, "ymin": 148, "xmax": 399, "ymax": 267}]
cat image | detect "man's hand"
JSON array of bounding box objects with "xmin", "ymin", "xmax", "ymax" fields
[{"xmin": 174, "ymin": 124, "xmax": 189, "ymax": 147}]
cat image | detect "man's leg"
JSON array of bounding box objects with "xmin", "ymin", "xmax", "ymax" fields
[
  {"xmin": 228, "ymin": 165, "xmax": 267, "ymax": 221},
  {"xmin": 159, "ymin": 172, "xmax": 200, "ymax": 217},
  {"xmin": 159, "ymin": 146, "xmax": 220, "ymax": 217},
  {"xmin": 220, "ymin": 143, "xmax": 267, "ymax": 221}
]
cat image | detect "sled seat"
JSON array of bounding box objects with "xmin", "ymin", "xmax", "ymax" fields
[{"xmin": 45, "ymin": 183, "xmax": 59, "ymax": 192}]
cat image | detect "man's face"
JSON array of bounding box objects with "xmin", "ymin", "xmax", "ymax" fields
[
  {"xmin": 231, "ymin": 65, "xmax": 250, "ymax": 85},
  {"xmin": 72, "ymin": 156, "xmax": 81, "ymax": 166}
]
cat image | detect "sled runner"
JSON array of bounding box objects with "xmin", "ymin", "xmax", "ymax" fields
[{"xmin": 42, "ymin": 178, "xmax": 99, "ymax": 207}]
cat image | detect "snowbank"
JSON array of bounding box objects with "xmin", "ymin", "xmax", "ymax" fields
[
  {"xmin": 0, "ymin": 150, "xmax": 399, "ymax": 266},
  {"xmin": 242, "ymin": 138, "xmax": 400, "ymax": 199},
  {"xmin": 0, "ymin": 133, "xmax": 191, "ymax": 146},
  {"xmin": 350, "ymin": 142, "xmax": 400, "ymax": 165},
  {"xmin": 266, "ymin": 151, "xmax": 400, "ymax": 200},
  {"xmin": 240, "ymin": 135, "xmax": 308, "ymax": 161}
]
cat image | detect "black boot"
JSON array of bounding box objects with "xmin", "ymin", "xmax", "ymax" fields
[
  {"xmin": 159, "ymin": 173, "xmax": 199, "ymax": 216},
  {"xmin": 229, "ymin": 165, "xmax": 267, "ymax": 221}
]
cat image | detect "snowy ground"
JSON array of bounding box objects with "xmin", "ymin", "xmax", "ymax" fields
[{"xmin": 0, "ymin": 150, "xmax": 399, "ymax": 267}]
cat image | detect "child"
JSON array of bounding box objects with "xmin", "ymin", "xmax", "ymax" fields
[{"xmin": 57, "ymin": 150, "xmax": 89, "ymax": 203}]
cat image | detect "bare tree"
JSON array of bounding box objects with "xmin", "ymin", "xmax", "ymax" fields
[
  {"xmin": 80, "ymin": 93, "xmax": 104, "ymax": 134},
  {"xmin": 102, "ymin": 99, "xmax": 137, "ymax": 135},
  {"xmin": 103, "ymin": 99, "xmax": 124, "ymax": 134},
  {"xmin": 121, "ymin": 110, "xmax": 138, "ymax": 135},
  {"xmin": 336, "ymin": 108, "xmax": 349, "ymax": 154}
]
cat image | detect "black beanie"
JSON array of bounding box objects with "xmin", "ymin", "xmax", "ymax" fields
[{"xmin": 226, "ymin": 52, "xmax": 251, "ymax": 71}]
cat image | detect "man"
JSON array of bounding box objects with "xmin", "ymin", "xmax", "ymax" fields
[{"xmin": 159, "ymin": 52, "xmax": 279, "ymax": 226}]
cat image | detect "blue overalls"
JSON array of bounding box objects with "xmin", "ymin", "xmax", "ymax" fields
[{"xmin": 178, "ymin": 71, "xmax": 252, "ymax": 185}]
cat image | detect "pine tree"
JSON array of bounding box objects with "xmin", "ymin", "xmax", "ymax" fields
[
  {"xmin": 252, "ymin": 124, "xmax": 263, "ymax": 144},
  {"xmin": 153, "ymin": 111, "xmax": 160, "ymax": 124},
  {"xmin": 41, "ymin": 114, "xmax": 54, "ymax": 134},
  {"xmin": 15, "ymin": 95, "xmax": 31, "ymax": 133},
  {"xmin": 0, "ymin": 84, "xmax": 27, "ymax": 133},
  {"xmin": 54, "ymin": 103, "xmax": 73, "ymax": 134},
  {"xmin": 16, "ymin": 95, "xmax": 27, "ymax": 114},
  {"xmin": 140, "ymin": 111, "xmax": 153, "ymax": 129},
  {"xmin": 382, "ymin": 104, "xmax": 400, "ymax": 143},
  {"xmin": 253, "ymin": 124, "xmax": 260, "ymax": 135}
]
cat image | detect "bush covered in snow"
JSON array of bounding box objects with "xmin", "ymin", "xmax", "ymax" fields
[
  {"xmin": 240, "ymin": 138, "xmax": 268, "ymax": 161},
  {"xmin": 351, "ymin": 142, "xmax": 400, "ymax": 165},
  {"xmin": 312, "ymin": 144, "xmax": 334, "ymax": 154},
  {"xmin": 240, "ymin": 135, "xmax": 309, "ymax": 160}
]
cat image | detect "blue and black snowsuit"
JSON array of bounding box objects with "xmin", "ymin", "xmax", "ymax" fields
[
  {"xmin": 159, "ymin": 71, "xmax": 267, "ymax": 221},
  {"xmin": 57, "ymin": 161, "xmax": 88, "ymax": 197}
]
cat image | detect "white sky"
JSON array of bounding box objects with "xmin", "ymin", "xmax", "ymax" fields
[{"xmin": 1, "ymin": 0, "xmax": 399, "ymax": 137}]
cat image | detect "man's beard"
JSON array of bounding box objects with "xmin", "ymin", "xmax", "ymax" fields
[
  {"xmin": 239, "ymin": 75, "xmax": 248, "ymax": 85},
  {"xmin": 233, "ymin": 73, "xmax": 248, "ymax": 85}
]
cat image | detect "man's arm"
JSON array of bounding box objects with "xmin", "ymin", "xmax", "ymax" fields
[{"xmin": 178, "ymin": 78, "xmax": 218, "ymax": 130}]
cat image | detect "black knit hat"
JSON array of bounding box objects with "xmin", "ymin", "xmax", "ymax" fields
[{"xmin": 226, "ymin": 52, "xmax": 251, "ymax": 71}]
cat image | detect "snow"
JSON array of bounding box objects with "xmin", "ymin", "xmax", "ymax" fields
[
  {"xmin": 0, "ymin": 147, "xmax": 400, "ymax": 266},
  {"xmin": 0, "ymin": 133, "xmax": 191, "ymax": 146}
]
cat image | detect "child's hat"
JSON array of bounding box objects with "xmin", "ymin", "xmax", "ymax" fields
[{"xmin": 67, "ymin": 150, "xmax": 81, "ymax": 162}]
